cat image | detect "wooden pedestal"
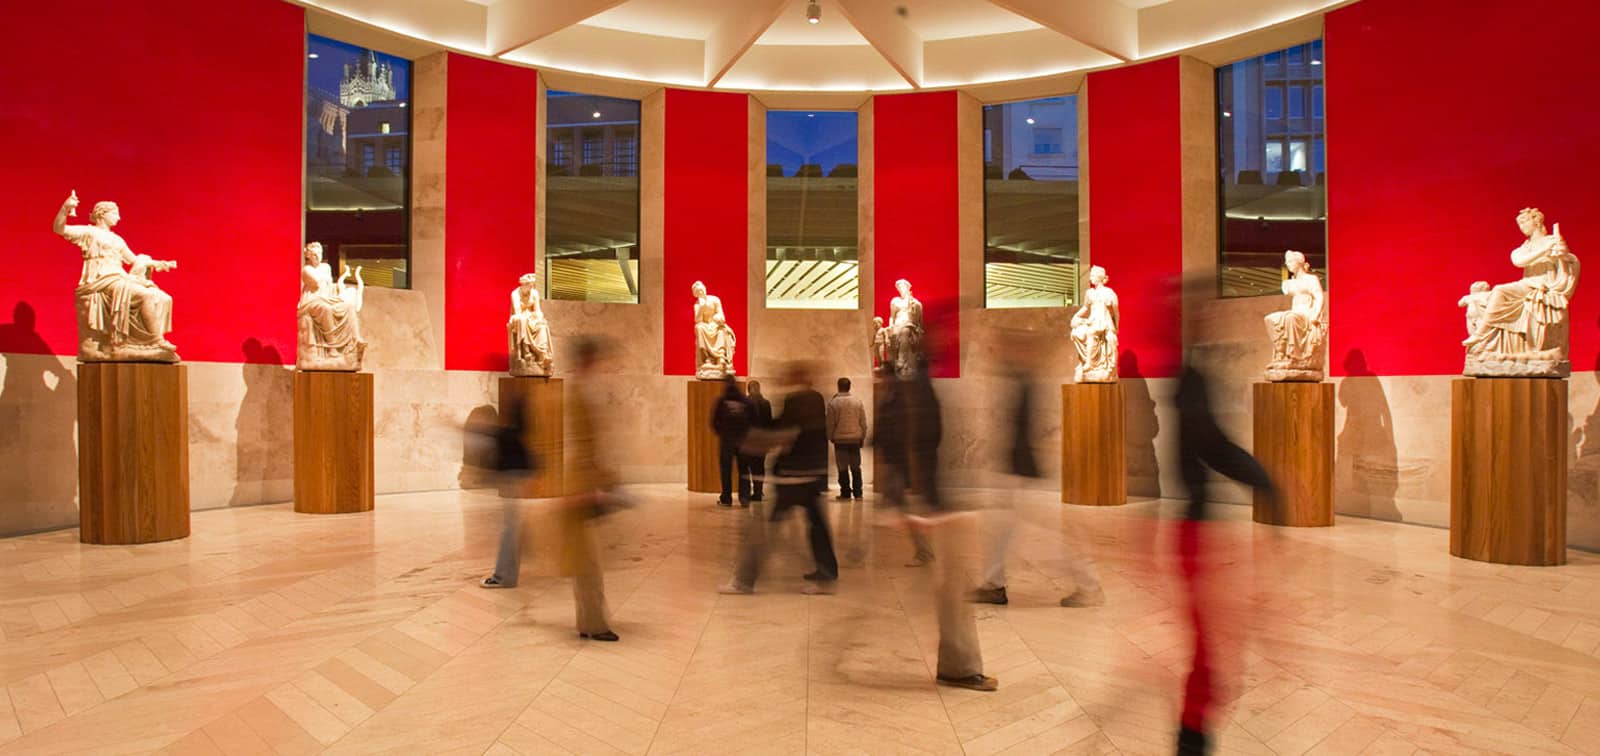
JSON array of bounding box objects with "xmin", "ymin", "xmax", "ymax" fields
[
  {"xmin": 688, "ymin": 379, "xmax": 742, "ymax": 493},
  {"xmin": 1061, "ymin": 383, "xmax": 1126, "ymax": 506},
  {"xmin": 78, "ymin": 362, "xmax": 190, "ymax": 544},
  {"xmin": 498, "ymin": 377, "xmax": 564, "ymax": 498},
  {"xmin": 1450, "ymin": 378, "xmax": 1566, "ymax": 566},
  {"xmin": 294, "ymin": 371, "xmax": 374, "ymax": 514},
  {"xmin": 1252, "ymin": 382, "xmax": 1334, "ymax": 527}
]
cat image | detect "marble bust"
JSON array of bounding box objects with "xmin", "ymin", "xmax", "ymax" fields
[
  {"xmin": 296, "ymin": 242, "xmax": 367, "ymax": 371},
  {"xmin": 1070, "ymin": 265, "xmax": 1120, "ymax": 383},
  {"xmin": 1263, "ymin": 250, "xmax": 1327, "ymax": 382},
  {"xmin": 508, "ymin": 273, "xmax": 553, "ymax": 377},
  {"xmin": 1461, "ymin": 208, "xmax": 1578, "ymax": 377},
  {"xmin": 888, "ymin": 278, "xmax": 924, "ymax": 376},
  {"xmin": 52, "ymin": 191, "xmax": 179, "ymax": 362},
  {"xmin": 692, "ymin": 280, "xmax": 736, "ymax": 379}
]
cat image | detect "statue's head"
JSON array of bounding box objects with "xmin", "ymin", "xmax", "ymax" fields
[
  {"xmin": 895, "ymin": 278, "xmax": 911, "ymax": 296},
  {"xmin": 303, "ymin": 242, "xmax": 323, "ymax": 265},
  {"xmin": 691, "ymin": 280, "xmax": 707, "ymax": 297},
  {"xmin": 1516, "ymin": 207, "xmax": 1546, "ymax": 237},
  {"xmin": 1088, "ymin": 265, "xmax": 1108, "ymax": 286},
  {"xmin": 1283, "ymin": 250, "xmax": 1307, "ymax": 273},
  {"xmin": 90, "ymin": 201, "xmax": 119, "ymax": 227},
  {"xmin": 873, "ymin": 316, "xmax": 884, "ymax": 327},
  {"xmin": 518, "ymin": 272, "xmax": 538, "ymax": 289}
]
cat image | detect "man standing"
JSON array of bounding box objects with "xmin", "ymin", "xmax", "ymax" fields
[
  {"xmin": 711, "ymin": 378, "xmax": 754, "ymax": 506},
  {"xmin": 744, "ymin": 380, "xmax": 773, "ymax": 502},
  {"xmin": 826, "ymin": 377, "xmax": 867, "ymax": 501}
]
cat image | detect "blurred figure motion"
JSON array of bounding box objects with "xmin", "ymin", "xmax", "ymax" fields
[
  {"xmin": 875, "ymin": 361, "xmax": 938, "ymax": 566},
  {"xmin": 712, "ymin": 376, "xmax": 755, "ymax": 507},
  {"xmin": 476, "ymin": 391, "xmax": 537, "ymax": 591},
  {"xmin": 720, "ymin": 361, "xmax": 839, "ymax": 595},
  {"xmin": 972, "ymin": 330, "xmax": 1103, "ymax": 608},
  {"xmin": 826, "ymin": 376, "xmax": 867, "ymax": 501},
  {"xmin": 744, "ymin": 380, "xmax": 773, "ymax": 501}
]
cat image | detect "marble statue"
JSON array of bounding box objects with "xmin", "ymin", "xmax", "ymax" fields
[
  {"xmin": 1070, "ymin": 265, "xmax": 1120, "ymax": 383},
  {"xmin": 1461, "ymin": 208, "xmax": 1579, "ymax": 377},
  {"xmin": 888, "ymin": 278, "xmax": 923, "ymax": 376},
  {"xmin": 52, "ymin": 191, "xmax": 179, "ymax": 362},
  {"xmin": 297, "ymin": 242, "xmax": 367, "ymax": 371},
  {"xmin": 1263, "ymin": 250, "xmax": 1327, "ymax": 381},
  {"xmin": 692, "ymin": 280, "xmax": 736, "ymax": 379},
  {"xmin": 1458, "ymin": 281, "xmax": 1490, "ymax": 338},
  {"xmin": 508, "ymin": 273, "xmax": 553, "ymax": 377},
  {"xmin": 871, "ymin": 316, "xmax": 889, "ymax": 372}
]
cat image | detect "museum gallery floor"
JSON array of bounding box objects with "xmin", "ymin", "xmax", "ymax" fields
[{"xmin": 2, "ymin": 486, "xmax": 1598, "ymax": 755}]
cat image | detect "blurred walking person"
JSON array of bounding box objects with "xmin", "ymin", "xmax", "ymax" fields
[
  {"xmin": 559, "ymin": 336, "xmax": 623, "ymax": 641},
  {"xmin": 745, "ymin": 380, "xmax": 773, "ymax": 502},
  {"xmin": 826, "ymin": 377, "xmax": 867, "ymax": 500},
  {"xmin": 875, "ymin": 367, "xmax": 937, "ymax": 566},
  {"xmin": 477, "ymin": 392, "xmax": 539, "ymax": 591},
  {"xmin": 712, "ymin": 377, "xmax": 755, "ymax": 507}
]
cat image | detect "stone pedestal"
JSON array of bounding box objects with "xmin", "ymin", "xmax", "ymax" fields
[
  {"xmin": 498, "ymin": 377, "xmax": 564, "ymax": 498},
  {"xmin": 294, "ymin": 371, "xmax": 374, "ymax": 514},
  {"xmin": 78, "ymin": 362, "xmax": 190, "ymax": 544},
  {"xmin": 1252, "ymin": 382, "xmax": 1334, "ymax": 527},
  {"xmin": 1061, "ymin": 383, "xmax": 1126, "ymax": 506},
  {"xmin": 688, "ymin": 379, "xmax": 743, "ymax": 493},
  {"xmin": 1451, "ymin": 378, "xmax": 1567, "ymax": 565}
]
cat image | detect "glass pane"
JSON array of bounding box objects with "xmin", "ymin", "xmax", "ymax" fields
[
  {"xmin": 766, "ymin": 111, "xmax": 859, "ymax": 309},
  {"xmin": 546, "ymin": 90, "xmax": 641, "ymax": 303},
  {"xmin": 1216, "ymin": 40, "xmax": 1327, "ymax": 298},
  {"xmin": 305, "ymin": 34, "xmax": 412, "ymax": 288},
  {"xmin": 983, "ymin": 96, "xmax": 1079, "ymax": 309}
]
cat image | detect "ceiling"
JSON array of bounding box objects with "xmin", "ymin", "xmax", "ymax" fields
[{"xmin": 297, "ymin": 0, "xmax": 1345, "ymax": 94}]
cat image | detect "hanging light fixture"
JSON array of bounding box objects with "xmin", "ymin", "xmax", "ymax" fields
[{"xmin": 806, "ymin": 0, "xmax": 821, "ymax": 25}]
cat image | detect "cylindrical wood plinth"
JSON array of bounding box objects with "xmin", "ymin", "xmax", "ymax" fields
[
  {"xmin": 498, "ymin": 377, "xmax": 564, "ymax": 498},
  {"xmin": 1451, "ymin": 378, "xmax": 1567, "ymax": 566},
  {"xmin": 1061, "ymin": 383, "xmax": 1126, "ymax": 506},
  {"xmin": 1252, "ymin": 382, "xmax": 1334, "ymax": 527},
  {"xmin": 78, "ymin": 362, "xmax": 190, "ymax": 544},
  {"xmin": 688, "ymin": 379, "xmax": 743, "ymax": 493},
  {"xmin": 294, "ymin": 371, "xmax": 374, "ymax": 514}
]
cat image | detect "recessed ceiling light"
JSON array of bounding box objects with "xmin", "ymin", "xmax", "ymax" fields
[
  {"xmin": 807, "ymin": 113, "xmax": 815, "ymax": 118},
  {"xmin": 1310, "ymin": 59, "xmax": 1322, "ymax": 65},
  {"xmin": 806, "ymin": 0, "xmax": 821, "ymax": 24},
  {"xmin": 308, "ymin": 52, "xmax": 319, "ymax": 59},
  {"xmin": 1222, "ymin": 111, "xmax": 1232, "ymax": 117},
  {"xmin": 1025, "ymin": 117, "xmax": 1035, "ymax": 124},
  {"xmin": 399, "ymin": 102, "xmax": 408, "ymax": 108},
  {"xmin": 592, "ymin": 111, "xmax": 602, "ymax": 118}
]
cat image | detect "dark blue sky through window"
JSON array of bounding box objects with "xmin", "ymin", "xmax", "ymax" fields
[
  {"xmin": 308, "ymin": 34, "xmax": 409, "ymax": 102},
  {"xmin": 767, "ymin": 111, "xmax": 857, "ymax": 177}
]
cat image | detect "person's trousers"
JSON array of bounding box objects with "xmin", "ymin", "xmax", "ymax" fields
[
  {"xmin": 734, "ymin": 478, "xmax": 838, "ymax": 587},
  {"xmin": 492, "ymin": 495, "xmax": 523, "ymax": 585},
  {"xmin": 718, "ymin": 440, "xmax": 740, "ymax": 501},
  {"xmin": 740, "ymin": 454, "xmax": 763, "ymax": 501},
  {"xmin": 1178, "ymin": 518, "xmax": 1211, "ymax": 733},
  {"xmin": 834, "ymin": 443, "xmax": 863, "ymax": 497},
  {"xmin": 560, "ymin": 507, "xmax": 611, "ymax": 635},
  {"xmin": 881, "ymin": 459, "xmax": 935, "ymax": 561},
  {"xmin": 981, "ymin": 483, "xmax": 1100, "ymax": 592},
  {"xmin": 933, "ymin": 521, "xmax": 984, "ymax": 679}
]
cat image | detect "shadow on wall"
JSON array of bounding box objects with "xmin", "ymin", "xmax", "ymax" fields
[
  {"xmin": 1336, "ymin": 349, "xmax": 1400, "ymax": 520},
  {"xmin": 231, "ymin": 338, "xmax": 293, "ymax": 506},
  {"xmin": 1571, "ymin": 350, "xmax": 1600, "ymax": 521},
  {"xmin": 0, "ymin": 302, "xmax": 79, "ymax": 532},
  {"xmin": 1121, "ymin": 350, "xmax": 1161, "ymax": 499}
]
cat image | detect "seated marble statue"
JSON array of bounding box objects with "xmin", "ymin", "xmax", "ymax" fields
[
  {"xmin": 1071, "ymin": 265, "xmax": 1120, "ymax": 383},
  {"xmin": 872, "ymin": 316, "xmax": 889, "ymax": 372},
  {"xmin": 52, "ymin": 191, "xmax": 179, "ymax": 362},
  {"xmin": 297, "ymin": 242, "xmax": 367, "ymax": 371},
  {"xmin": 508, "ymin": 273, "xmax": 554, "ymax": 376},
  {"xmin": 888, "ymin": 278, "xmax": 924, "ymax": 376},
  {"xmin": 1263, "ymin": 250, "xmax": 1327, "ymax": 381},
  {"xmin": 692, "ymin": 280, "xmax": 736, "ymax": 379},
  {"xmin": 1461, "ymin": 208, "xmax": 1579, "ymax": 377}
]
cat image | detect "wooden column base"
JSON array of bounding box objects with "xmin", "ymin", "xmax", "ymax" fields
[
  {"xmin": 294, "ymin": 371, "xmax": 374, "ymax": 514},
  {"xmin": 1252, "ymin": 382, "xmax": 1334, "ymax": 527},
  {"xmin": 498, "ymin": 377, "xmax": 564, "ymax": 498},
  {"xmin": 688, "ymin": 379, "xmax": 742, "ymax": 493},
  {"xmin": 1451, "ymin": 378, "xmax": 1567, "ymax": 566},
  {"xmin": 1061, "ymin": 383, "xmax": 1126, "ymax": 506},
  {"xmin": 78, "ymin": 362, "xmax": 190, "ymax": 544}
]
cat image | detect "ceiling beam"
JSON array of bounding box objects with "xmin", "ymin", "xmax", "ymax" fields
[
  {"xmin": 486, "ymin": 0, "xmax": 632, "ymax": 57},
  {"xmin": 985, "ymin": 0, "xmax": 1138, "ymax": 62},
  {"xmin": 704, "ymin": 0, "xmax": 790, "ymax": 86},
  {"xmin": 833, "ymin": 0, "xmax": 923, "ymax": 88}
]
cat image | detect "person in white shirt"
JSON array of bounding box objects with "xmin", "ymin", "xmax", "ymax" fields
[{"xmin": 825, "ymin": 377, "xmax": 868, "ymax": 500}]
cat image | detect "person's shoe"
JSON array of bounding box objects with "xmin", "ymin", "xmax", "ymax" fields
[
  {"xmin": 751, "ymin": 492, "xmax": 764, "ymax": 502},
  {"xmin": 717, "ymin": 498, "xmax": 733, "ymax": 507},
  {"xmin": 580, "ymin": 630, "xmax": 620, "ymax": 642},
  {"xmin": 936, "ymin": 674, "xmax": 998, "ymax": 692},
  {"xmin": 479, "ymin": 575, "xmax": 514, "ymax": 589},
  {"xmin": 717, "ymin": 580, "xmax": 754, "ymax": 595},
  {"xmin": 739, "ymin": 501, "xmax": 750, "ymax": 508},
  {"xmin": 802, "ymin": 571, "xmax": 836, "ymax": 582},
  {"xmin": 1176, "ymin": 726, "xmax": 1209, "ymax": 755},
  {"xmin": 834, "ymin": 494, "xmax": 853, "ymax": 501},
  {"xmin": 1059, "ymin": 586, "xmax": 1106, "ymax": 607},
  {"xmin": 800, "ymin": 581, "xmax": 836, "ymax": 595},
  {"xmin": 905, "ymin": 553, "xmax": 935, "ymax": 568},
  {"xmin": 852, "ymin": 493, "xmax": 864, "ymax": 500},
  {"xmin": 971, "ymin": 586, "xmax": 1008, "ymax": 605}
]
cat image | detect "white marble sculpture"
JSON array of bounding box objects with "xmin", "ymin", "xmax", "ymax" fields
[
  {"xmin": 1263, "ymin": 250, "xmax": 1327, "ymax": 382},
  {"xmin": 692, "ymin": 280, "xmax": 736, "ymax": 379},
  {"xmin": 297, "ymin": 242, "xmax": 368, "ymax": 371},
  {"xmin": 52, "ymin": 191, "xmax": 179, "ymax": 362},
  {"xmin": 1461, "ymin": 208, "xmax": 1579, "ymax": 377},
  {"xmin": 888, "ymin": 278, "xmax": 924, "ymax": 376},
  {"xmin": 1071, "ymin": 265, "xmax": 1120, "ymax": 383},
  {"xmin": 1458, "ymin": 281, "xmax": 1490, "ymax": 338},
  {"xmin": 508, "ymin": 273, "xmax": 554, "ymax": 377},
  {"xmin": 871, "ymin": 316, "xmax": 889, "ymax": 372}
]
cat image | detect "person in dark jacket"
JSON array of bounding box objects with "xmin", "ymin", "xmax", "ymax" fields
[
  {"xmin": 744, "ymin": 380, "xmax": 774, "ymax": 501},
  {"xmin": 711, "ymin": 377, "xmax": 755, "ymax": 506},
  {"xmin": 875, "ymin": 360, "xmax": 938, "ymax": 565}
]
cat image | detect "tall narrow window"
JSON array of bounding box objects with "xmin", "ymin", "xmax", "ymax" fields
[
  {"xmin": 983, "ymin": 95, "xmax": 1079, "ymax": 308},
  {"xmin": 766, "ymin": 111, "xmax": 859, "ymax": 309},
  {"xmin": 545, "ymin": 90, "xmax": 641, "ymax": 303},
  {"xmin": 305, "ymin": 34, "xmax": 412, "ymax": 288},
  {"xmin": 1216, "ymin": 40, "xmax": 1326, "ymax": 297}
]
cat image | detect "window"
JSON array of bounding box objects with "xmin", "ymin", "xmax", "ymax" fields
[
  {"xmin": 766, "ymin": 110, "xmax": 859, "ymax": 309},
  {"xmin": 982, "ymin": 96, "xmax": 1079, "ymax": 308},
  {"xmin": 545, "ymin": 90, "xmax": 641, "ymax": 303},
  {"xmin": 305, "ymin": 34, "xmax": 411, "ymax": 288},
  {"xmin": 1216, "ymin": 40, "xmax": 1326, "ymax": 298}
]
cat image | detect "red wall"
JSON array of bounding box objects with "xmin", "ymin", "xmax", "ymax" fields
[
  {"xmin": 1326, "ymin": 0, "xmax": 1600, "ymax": 376},
  {"xmin": 444, "ymin": 54, "xmax": 540, "ymax": 371},
  {"xmin": 0, "ymin": 0, "xmax": 303, "ymax": 364},
  {"xmin": 663, "ymin": 89, "xmax": 749, "ymax": 377},
  {"xmin": 874, "ymin": 91, "xmax": 962, "ymax": 378},
  {"xmin": 1086, "ymin": 58, "xmax": 1184, "ymax": 379}
]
